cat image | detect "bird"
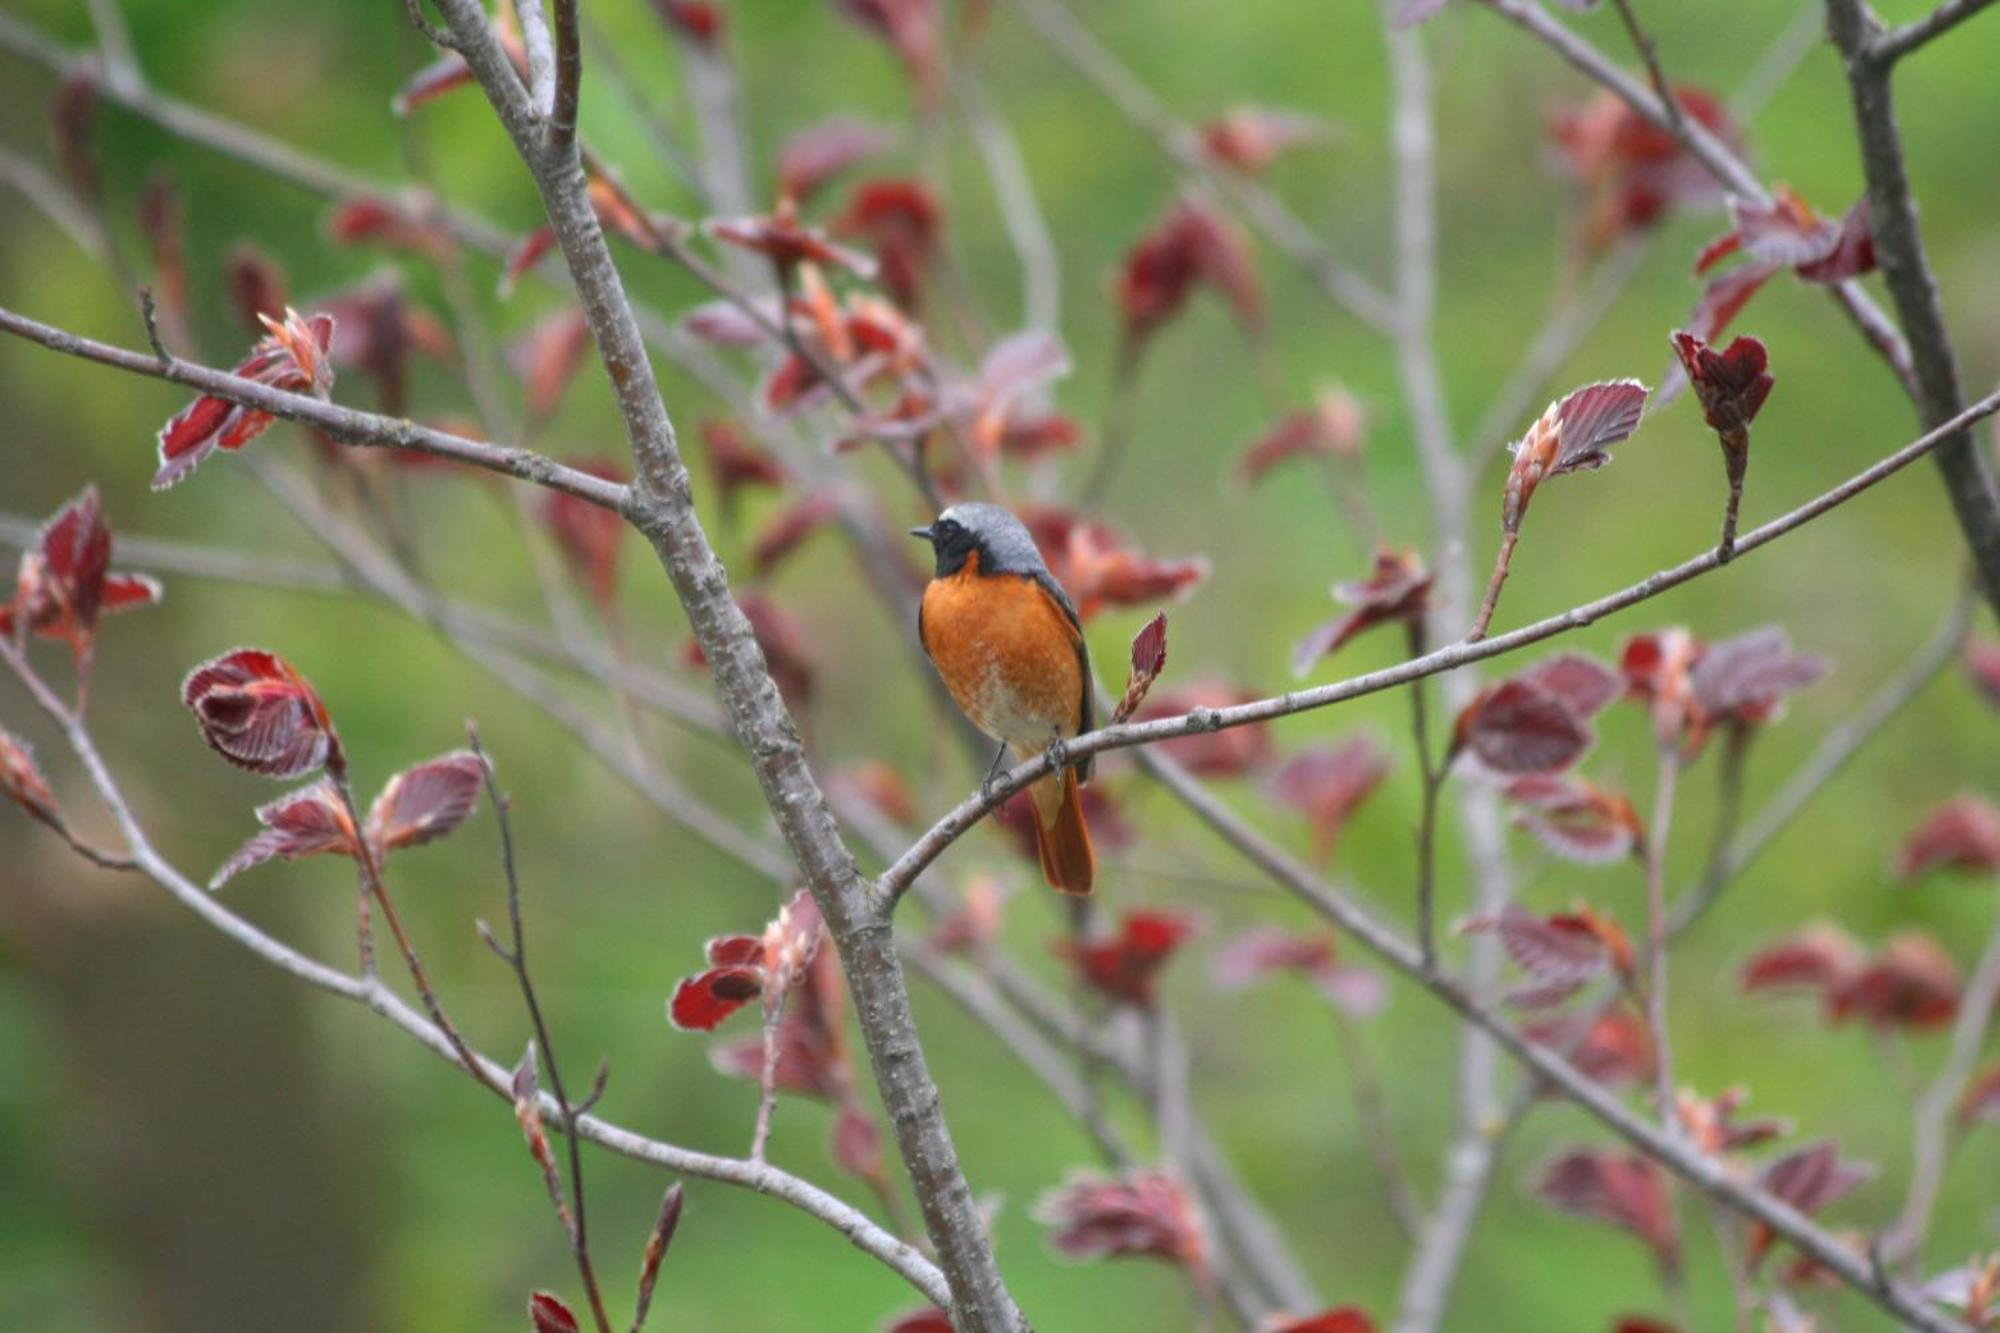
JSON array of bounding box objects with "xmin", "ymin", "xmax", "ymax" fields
[{"xmin": 911, "ymin": 502, "xmax": 1096, "ymax": 895}]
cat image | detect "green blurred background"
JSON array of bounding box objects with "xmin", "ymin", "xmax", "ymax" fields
[{"xmin": 2, "ymin": 0, "xmax": 1997, "ymax": 1328}]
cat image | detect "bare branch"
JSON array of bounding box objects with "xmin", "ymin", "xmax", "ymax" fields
[
  {"xmin": 546, "ymin": 0, "xmax": 581, "ymax": 153},
  {"xmin": 1874, "ymin": 0, "xmax": 1998, "ymax": 62},
  {"xmin": 516, "ymin": 0, "xmax": 559, "ymax": 118},
  {"xmin": 0, "ymin": 305, "xmax": 629, "ymax": 511},
  {"xmin": 1826, "ymin": 0, "xmax": 2000, "ymax": 610}
]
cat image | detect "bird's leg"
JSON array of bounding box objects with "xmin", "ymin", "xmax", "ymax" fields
[
  {"xmin": 1042, "ymin": 732, "xmax": 1071, "ymax": 778},
  {"xmin": 980, "ymin": 740, "xmax": 1009, "ymax": 805}
]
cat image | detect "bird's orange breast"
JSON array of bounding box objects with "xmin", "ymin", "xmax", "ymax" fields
[{"xmin": 920, "ymin": 556, "xmax": 1085, "ymax": 751}]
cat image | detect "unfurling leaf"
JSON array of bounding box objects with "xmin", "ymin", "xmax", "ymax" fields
[
  {"xmin": 1239, "ymin": 387, "xmax": 1368, "ymax": 484},
  {"xmin": 1452, "ymin": 679, "xmax": 1593, "ymax": 777},
  {"xmin": 537, "ymin": 458, "xmax": 630, "ymax": 616},
  {"xmin": 1898, "ymin": 795, "xmax": 2000, "ymax": 880},
  {"xmin": 1270, "ymin": 737, "xmax": 1391, "ymax": 862},
  {"xmin": 668, "ymin": 889, "xmax": 823, "ymax": 1031},
  {"xmin": 1473, "ymin": 380, "xmax": 1648, "ymax": 639},
  {"xmin": 1827, "ymin": 932, "xmax": 1960, "ymax": 1032},
  {"xmin": 1746, "ymin": 1140, "xmax": 1873, "ymax": 1267},
  {"xmin": 1549, "ymin": 86, "xmax": 1736, "ymax": 252},
  {"xmin": 1532, "ymin": 1148, "xmax": 1678, "ymax": 1273},
  {"xmin": 631, "ymin": 1182, "xmax": 685, "ymax": 1333},
  {"xmin": 833, "ymin": 178, "xmax": 941, "ymax": 308},
  {"xmin": 365, "ymin": 751, "xmax": 483, "ymax": 856},
  {"xmin": 225, "ymin": 246, "xmax": 290, "ymax": 335},
  {"xmin": 1056, "ymin": 910, "xmax": 1199, "ymax": 1008},
  {"xmin": 1019, "ymin": 508, "xmax": 1209, "ymax": 621},
  {"xmin": 1035, "ymin": 1168, "xmax": 1210, "ymax": 1283},
  {"xmin": 1504, "ymin": 775, "xmax": 1642, "ymax": 864},
  {"xmin": 1, "ymin": 729, "xmax": 63, "ymax": 831},
  {"xmin": 182, "ymin": 648, "xmax": 340, "ymax": 779},
  {"xmin": 1115, "ymin": 197, "xmax": 1262, "ymax": 347},
  {"xmin": 155, "ymin": 309, "xmax": 336, "ymax": 490},
  {"xmin": 777, "ymin": 118, "xmax": 898, "ymax": 205},
  {"xmin": 709, "ymin": 198, "xmax": 875, "ymax": 278},
  {"xmin": 2, "ymin": 487, "xmax": 161, "ymax": 678},
  {"xmin": 528, "ymin": 1291, "xmax": 580, "ymax": 1333},
  {"xmin": 1112, "ymin": 613, "xmax": 1168, "ymax": 723},
  {"xmin": 209, "ymin": 780, "xmax": 359, "ymax": 889},
  {"xmin": 1199, "ymin": 105, "xmax": 1336, "ymax": 176},
  {"xmin": 1291, "ymin": 549, "xmax": 1431, "ymax": 676},
  {"xmin": 513, "ymin": 1041, "xmax": 575, "ymax": 1239}
]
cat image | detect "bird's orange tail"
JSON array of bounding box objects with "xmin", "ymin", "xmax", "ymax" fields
[{"xmin": 1031, "ymin": 767, "xmax": 1095, "ymax": 896}]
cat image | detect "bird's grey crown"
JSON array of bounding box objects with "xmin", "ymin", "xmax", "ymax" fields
[{"xmin": 938, "ymin": 501, "xmax": 1047, "ymax": 577}]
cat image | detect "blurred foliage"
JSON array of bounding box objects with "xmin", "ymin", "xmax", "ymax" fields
[{"xmin": 2, "ymin": 0, "xmax": 1999, "ymax": 1329}]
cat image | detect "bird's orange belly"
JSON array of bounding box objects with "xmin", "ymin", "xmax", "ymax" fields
[{"xmin": 921, "ymin": 571, "xmax": 1084, "ymax": 753}]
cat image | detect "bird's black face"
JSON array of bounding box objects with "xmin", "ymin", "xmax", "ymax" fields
[{"xmin": 909, "ymin": 514, "xmax": 982, "ymax": 577}]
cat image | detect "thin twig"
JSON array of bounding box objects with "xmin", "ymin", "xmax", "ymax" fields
[
  {"xmin": 0, "ymin": 305, "xmax": 629, "ymax": 511},
  {"xmin": 1874, "ymin": 0, "xmax": 1998, "ymax": 62},
  {"xmin": 884, "ymin": 382, "xmax": 2000, "ymax": 901},
  {"xmin": 1609, "ymin": 0, "xmax": 1683, "ymax": 137},
  {"xmin": 1642, "ymin": 746, "xmax": 1682, "ymax": 1124},
  {"xmin": 470, "ymin": 728, "xmax": 615, "ymax": 1333}
]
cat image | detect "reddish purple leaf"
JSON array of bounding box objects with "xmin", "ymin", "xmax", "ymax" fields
[
  {"xmin": 529, "ymin": 1291, "xmax": 580, "ymax": 1333},
  {"xmin": 1533, "ymin": 1148, "xmax": 1678, "ymax": 1272},
  {"xmin": 1035, "ymin": 1168, "xmax": 1209, "ymax": 1279},
  {"xmin": 1898, "ymin": 795, "xmax": 2000, "ymax": 880},
  {"xmin": 1, "ymin": 728, "xmax": 62, "ymax": 830},
  {"xmin": 1740, "ymin": 923, "xmax": 1864, "ymax": 995},
  {"xmin": 1057, "ymin": 910, "xmax": 1199, "ymax": 1009},
  {"xmin": 209, "ymin": 780, "xmax": 359, "ymax": 889},
  {"xmin": 182, "ymin": 648, "xmax": 339, "ymax": 779},
  {"xmin": 155, "ymin": 310, "xmax": 335, "ymax": 489},
  {"xmin": 1291, "ymin": 549, "xmax": 1431, "ymax": 676},
  {"xmin": 365, "ymin": 751, "xmax": 483, "ymax": 855},
  {"xmin": 1829, "ymin": 932, "xmax": 1960, "ymax": 1032},
  {"xmin": 1504, "ymin": 775, "xmax": 1642, "ymax": 865},
  {"xmin": 1454, "ymin": 680, "xmax": 1592, "ymax": 776},
  {"xmin": 778, "ymin": 118, "xmax": 898, "ymax": 204},
  {"xmin": 1270, "ymin": 737, "xmax": 1391, "ymax": 861},
  {"xmin": 1112, "ymin": 613, "xmax": 1169, "ymax": 723}
]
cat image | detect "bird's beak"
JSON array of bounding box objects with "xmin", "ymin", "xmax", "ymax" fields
[{"xmin": 908, "ymin": 525, "xmax": 934, "ymax": 541}]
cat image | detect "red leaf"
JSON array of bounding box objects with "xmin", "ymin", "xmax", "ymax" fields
[
  {"xmin": 1899, "ymin": 796, "xmax": 2000, "ymax": 880},
  {"xmin": 1670, "ymin": 330, "xmax": 1774, "ymax": 436},
  {"xmin": 1829, "ymin": 932, "xmax": 1960, "ymax": 1031},
  {"xmin": 679, "ymin": 296, "xmax": 781, "ymax": 347},
  {"xmin": 1533, "ymin": 1148, "xmax": 1678, "ymax": 1272},
  {"xmin": 710, "ymin": 948, "xmax": 849, "ymax": 1098},
  {"xmin": 528, "ymin": 1291, "xmax": 580, "ymax": 1333},
  {"xmin": 1453, "ymin": 680, "xmax": 1592, "ymax": 777},
  {"xmin": 511, "ymin": 308, "xmax": 594, "ymax": 426},
  {"xmin": 1132, "ymin": 682, "xmax": 1273, "ymax": 778},
  {"xmin": 927, "ymin": 874, "xmax": 1014, "ymax": 957},
  {"xmin": 1740, "ymin": 922, "xmax": 1865, "ymax": 995},
  {"xmin": 1270, "ymin": 737, "xmax": 1391, "ymax": 861},
  {"xmin": 1035, "ymin": 1168, "xmax": 1209, "ymax": 1279},
  {"xmin": 182, "ymin": 648, "xmax": 339, "ymax": 779},
  {"xmin": 1116, "ymin": 197, "xmax": 1262, "ymax": 345},
  {"xmin": 778, "ymin": 118, "xmax": 897, "ymax": 204},
  {"xmin": 1210, "ymin": 926, "xmax": 1382, "ymax": 1016},
  {"xmin": 699, "ymin": 418, "xmax": 790, "ymax": 508},
  {"xmin": 751, "ymin": 492, "xmax": 844, "ymax": 577},
  {"xmin": 1619, "ymin": 628, "xmax": 1704, "ymax": 749},
  {"xmin": 537, "ymin": 457, "xmax": 630, "ymax": 614},
  {"xmin": 830, "ymin": 0, "xmax": 943, "ymax": 100},
  {"xmin": 653, "ymin": 0, "xmax": 724, "ymax": 45},
  {"xmin": 1240, "ymin": 388, "xmax": 1368, "ymax": 484},
  {"xmin": 209, "ymin": 779, "xmax": 359, "ymax": 889},
  {"xmin": 393, "ymin": 54, "xmax": 476, "ymax": 116},
  {"xmin": 365, "ymin": 751, "xmax": 483, "ymax": 855},
  {"xmin": 683, "ymin": 591, "xmax": 816, "ymax": 710},
  {"xmin": 1463, "ymin": 903, "xmax": 1616, "ymax": 1005},
  {"xmin": 326, "ymin": 195, "xmax": 454, "ymax": 260},
  {"xmin": 1019, "ymin": 507, "xmax": 1208, "ymax": 621},
  {"xmin": 669, "ymin": 965, "xmax": 766, "ymax": 1031},
  {"xmin": 1550, "ymin": 86, "xmax": 1735, "ymax": 251},
  {"xmin": 1056, "ymin": 910, "xmax": 1199, "ymax": 1008},
  {"xmin": 224, "ymin": 246, "xmax": 290, "ymax": 336},
  {"xmin": 1794, "ymin": 198, "xmax": 1877, "ymax": 284},
  {"xmin": 1264, "ymin": 1309, "xmax": 1379, "ymax": 1333},
  {"xmin": 1521, "ymin": 653, "xmax": 1622, "ymax": 721},
  {"xmin": 883, "ymin": 1310, "xmax": 955, "ymax": 1333},
  {"xmin": 1502, "ymin": 379, "xmax": 1649, "ymax": 532},
  {"xmin": 833, "ymin": 178, "xmax": 942, "ymax": 309},
  {"xmin": 1747, "ymin": 1141, "xmax": 1873, "ymax": 1266},
  {"xmin": 499, "ymin": 227, "xmax": 559, "ymax": 298},
  {"xmin": 0, "ymin": 728, "xmax": 62, "ymax": 830},
  {"xmin": 1291, "ymin": 549, "xmax": 1431, "ymax": 676},
  {"xmin": 1686, "ymin": 263, "xmax": 1778, "ymax": 344},
  {"xmin": 1112, "ymin": 613, "xmax": 1169, "ymax": 724},
  {"xmin": 1676, "ymin": 1087, "xmax": 1789, "ymax": 1156},
  {"xmin": 1505, "ymin": 774, "xmax": 1642, "ymax": 864},
  {"xmin": 708, "ymin": 199, "xmax": 875, "ymax": 278},
  {"xmin": 1690, "ymin": 627, "xmax": 1827, "ymax": 730},
  {"xmin": 831, "ymin": 1103, "xmax": 884, "ymax": 1182},
  {"xmin": 320, "ymin": 277, "xmax": 455, "ymax": 417},
  {"xmin": 1524, "ymin": 1009, "xmax": 1655, "ymax": 1090},
  {"xmin": 4, "ymin": 487, "xmax": 161, "ymax": 669},
  {"xmin": 1199, "ymin": 105, "xmax": 1334, "ymax": 176},
  {"xmin": 155, "ymin": 310, "xmax": 336, "ymax": 489}
]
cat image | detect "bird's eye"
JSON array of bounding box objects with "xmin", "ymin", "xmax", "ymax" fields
[{"xmin": 937, "ymin": 519, "xmax": 960, "ymax": 539}]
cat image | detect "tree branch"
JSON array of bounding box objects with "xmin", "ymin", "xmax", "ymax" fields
[
  {"xmin": 0, "ymin": 647, "xmax": 949, "ymax": 1309},
  {"xmin": 885, "ymin": 384, "xmax": 2000, "ymax": 899},
  {"xmin": 422, "ymin": 2, "xmax": 1024, "ymax": 1324},
  {"xmin": 0, "ymin": 305, "xmax": 628, "ymax": 511},
  {"xmin": 1874, "ymin": 0, "xmax": 1998, "ymax": 62},
  {"xmin": 1825, "ymin": 0, "xmax": 2000, "ymax": 610}
]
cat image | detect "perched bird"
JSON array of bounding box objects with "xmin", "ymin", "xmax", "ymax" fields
[{"xmin": 911, "ymin": 503, "xmax": 1097, "ymax": 895}]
